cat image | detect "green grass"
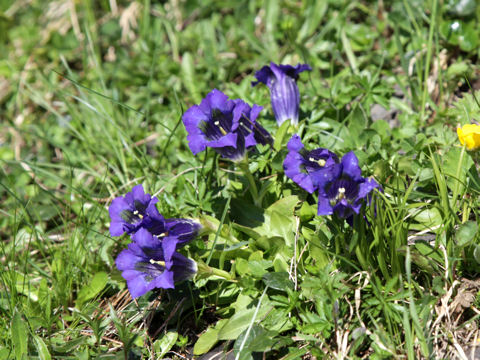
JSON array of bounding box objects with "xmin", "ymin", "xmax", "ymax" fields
[{"xmin": 2, "ymin": 0, "xmax": 480, "ymax": 358}]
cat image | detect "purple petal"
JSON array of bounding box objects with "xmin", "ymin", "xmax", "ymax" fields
[
  {"xmin": 115, "ymin": 246, "xmax": 143, "ymax": 271},
  {"xmin": 356, "ymin": 178, "xmax": 381, "ymax": 211},
  {"xmin": 131, "ymin": 184, "xmax": 149, "ymax": 203},
  {"xmin": 207, "ymin": 132, "xmax": 238, "ymax": 149},
  {"xmin": 284, "ymin": 151, "xmax": 315, "ymax": 193},
  {"xmin": 317, "ymin": 194, "xmax": 334, "ymax": 216},
  {"xmin": 131, "ymin": 228, "xmax": 158, "ymax": 249},
  {"xmin": 253, "ymin": 123, "xmax": 273, "ymax": 146},
  {"xmin": 171, "ymin": 252, "xmax": 198, "ymax": 282},
  {"xmin": 270, "ymin": 75, "xmax": 300, "ymax": 125},
  {"xmin": 165, "ymin": 219, "xmax": 200, "ymax": 242},
  {"xmin": 162, "ymin": 236, "xmax": 179, "ymax": 263},
  {"xmin": 203, "ymin": 89, "xmax": 230, "ymax": 113},
  {"xmin": 310, "ymin": 163, "xmax": 342, "ymax": 190},
  {"xmin": 293, "ymin": 64, "xmax": 312, "ymax": 77},
  {"xmin": 153, "ymin": 270, "xmax": 175, "ymax": 289},
  {"xmin": 244, "ymin": 133, "xmax": 257, "ymax": 148},
  {"xmin": 109, "ymin": 197, "xmax": 130, "ymax": 223},
  {"xmin": 110, "ymin": 221, "xmax": 126, "ymax": 237},
  {"xmin": 287, "ymin": 134, "xmax": 304, "ymax": 152},
  {"xmin": 186, "ymin": 133, "xmax": 207, "ymax": 155},
  {"xmin": 131, "ymin": 228, "xmax": 166, "ymax": 260},
  {"xmin": 341, "ymin": 152, "xmax": 362, "ymax": 181},
  {"xmin": 126, "ymin": 275, "xmax": 152, "ymax": 298},
  {"xmin": 252, "ymin": 66, "xmax": 274, "ymax": 87},
  {"xmin": 250, "ymin": 104, "xmax": 263, "ymax": 122}
]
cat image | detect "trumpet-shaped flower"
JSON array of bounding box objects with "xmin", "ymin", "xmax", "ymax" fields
[
  {"xmin": 317, "ymin": 152, "xmax": 380, "ymax": 218},
  {"xmin": 182, "ymin": 89, "xmax": 273, "ymax": 160},
  {"xmin": 109, "ymin": 185, "xmax": 164, "ymax": 237},
  {"xmin": 115, "ymin": 228, "xmax": 197, "ymax": 298},
  {"xmin": 457, "ymin": 124, "xmax": 480, "ymax": 151},
  {"xmin": 283, "ymin": 134, "xmax": 341, "ymax": 193},
  {"xmin": 252, "ymin": 63, "xmax": 311, "ymax": 126},
  {"xmin": 160, "ymin": 218, "xmax": 201, "ymax": 264}
]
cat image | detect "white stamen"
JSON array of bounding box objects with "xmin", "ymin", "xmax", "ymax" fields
[
  {"xmin": 338, "ymin": 187, "xmax": 346, "ymax": 194},
  {"xmin": 214, "ymin": 121, "xmax": 220, "ymax": 126},
  {"xmin": 240, "ymin": 122, "xmax": 252, "ymax": 132},
  {"xmin": 133, "ymin": 210, "xmax": 138, "ymax": 215},
  {"xmin": 149, "ymin": 259, "xmax": 166, "ymax": 266},
  {"xmin": 309, "ymin": 157, "xmax": 326, "ymax": 167}
]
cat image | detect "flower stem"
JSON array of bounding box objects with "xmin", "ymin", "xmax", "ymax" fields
[
  {"xmin": 196, "ymin": 261, "xmax": 233, "ymax": 281},
  {"xmin": 239, "ymin": 157, "xmax": 261, "ymax": 207}
]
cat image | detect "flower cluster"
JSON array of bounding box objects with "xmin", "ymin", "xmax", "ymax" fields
[
  {"xmin": 284, "ymin": 135, "xmax": 380, "ymax": 219},
  {"xmin": 111, "ymin": 62, "xmax": 382, "ymax": 298},
  {"xmin": 182, "ymin": 89, "xmax": 273, "ymax": 160},
  {"xmin": 181, "ymin": 63, "xmax": 310, "ymax": 160},
  {"xmin": 109, "ymin": 185, "xmax": 200, "ymax": 298}
]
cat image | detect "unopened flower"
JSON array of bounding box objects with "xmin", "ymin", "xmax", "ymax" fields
[
  {"xmin": 182, "ymin": 89, "xmax": 272, "ymax": 160},
  {"xmin": 115, "ymin": 228, "xmax": 197, "ymax": 298},
  {"xmin": 457, "ymin": 124, "xmax": 480, "ymax": 151},
  {"xmin": 252, "ymin": 62, "xmax": 311, "ymax": 126},
  {"xmin": 109, "ymin": 184, "xmax": 164, "ymax": 236},
  {"xmin": 283, "ymin": 134, "xmax": 341, "ymax": 193},
  {"xmin": 317, "ymin": 152, "xmax": 380, "ymax": 218}
]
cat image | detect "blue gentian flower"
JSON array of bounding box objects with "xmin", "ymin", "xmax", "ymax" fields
[
  {"xmin": 159, "ymin": 218, "xmax": 201, "ymax": 264},
  {"xmin": 109, "ymin": 185, "xmax": 164, "ymax": 236},
  {"xmin": 317, "ymin": 152, "xmax": 380, "ymax": 218},
  {"xmin": 115, "ymin": 228, "xmax": 197, "ymax": 298},
  {"xmin": 283, "ymin": 134, "xmax": 341, "ymax": 193},
  {"xmin": 252, "ymin": 62, "xmax": 311, "ymax": 126},
  {"xmin": 182, "ymin": 89, "xmax": 273, "ymax": 160}
]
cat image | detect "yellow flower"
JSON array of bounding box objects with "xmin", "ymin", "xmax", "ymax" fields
[{"xmin": 457, "ymin": 124, "xmax": 480, "ymax": 151}]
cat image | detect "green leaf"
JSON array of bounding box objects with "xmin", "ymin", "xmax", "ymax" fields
[
  {"xmin": 51, "ymin": 337, "xmax": 87, "ymax": 353},
  {"xmin": 297, "ymin": 0, "xmax": 328, "ymax": 41},
  {"xmin": 12, "ymin": 311, "xmax": 28, "ymax": 360},
  {"xmin": 153, "ymin": 331, "xmax": 178, "ymax": 358},
  {"xmin": 273, "ymin": 121, "xmax": 291, "ymax": 151},
  {"xmin": 33, "ymin": 335, "xmax": 51, "ymax": 360},
  {"xmin": 193, "ymin": 327, "xmax": 219, "ymax": 355},
  {"xmin": 233, "ymin": 325, "xmax": 278, "ymax": 360},
  {"xmin": 76, "ymin": 272, "xmax": 108, "ymax": 306},
  {"xmin": 410, "ymin": 207, "xmax": 442, "ymax": 231},
  {"xmin": 262, "ymin": 272, "xmax": 293, "ymax": 291},
  {"xmin": 254, "ymin": 196, "xmax": 299, "ymax": 246},
  {"xmin": 443, "ymin": 146, "xmax": 473, "ymax": 195},
  {"xmin": 455, "ymin": 221, "xmax": 478, "ymax": 247},
  {"xmin": 181, "ymin": 52, "xmax": 201, "ymax": 103},
  {"xmin": 473, "ymin": 245, "xmax": 480, "ymax": 264},
  {"xmin": 218, "ymin": 305, "xmax": 271, "ymax": 340}
]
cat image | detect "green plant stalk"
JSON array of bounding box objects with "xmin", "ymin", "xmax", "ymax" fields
[
  {"xmin": 420, "ymin": 0, "xmax": 438, "ymax": 121},
  {"xmin": 238, "ymin": 157, "xmax": 261, "ymax": 207},
  {"xmin": 206, "ymin": 196, "xmax": 231, "ymax": 266},
  {"xmin": 452, "ymin": 144, "xmax": 466, "ymax": 207},
  {"xmin": 354, "ymin": 216, "xmax": 370, "ymax": 272}
]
